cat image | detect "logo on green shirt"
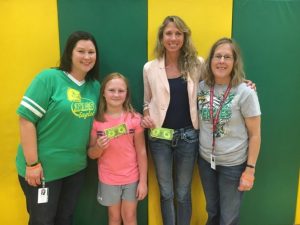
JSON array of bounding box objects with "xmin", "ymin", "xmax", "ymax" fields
[{"xmin": 68, "ymin": 88, "xmax": 96, "ymax": 119}]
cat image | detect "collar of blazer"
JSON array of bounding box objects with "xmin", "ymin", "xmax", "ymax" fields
[
  {"xmin": 156, "ymin": 57, "xmax": 194, "ymax": 92},
  {"xmin": 157, "ymin": 57, "xmax": 170, "ymax": 93}
]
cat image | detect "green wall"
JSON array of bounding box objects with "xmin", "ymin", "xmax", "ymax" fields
[
  {"xmin": 233, "ymin": 1, "xmax": 300, "ymax": 224},
  {"xmin": 57, "ymin": 1, "xmax": 148, "ymax": 224}
]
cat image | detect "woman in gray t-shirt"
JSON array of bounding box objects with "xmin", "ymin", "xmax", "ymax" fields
[{"xmin": 197, "ymin": 37, "xmax": 261, "ymax": 225}]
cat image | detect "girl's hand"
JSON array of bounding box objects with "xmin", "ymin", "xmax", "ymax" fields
[
  {"xmin": 25, "ymin": 163, "xmax": 44, "ymax": 187},
  {"xmin": 136, "ymin": 181, "xmax": 148, "ymax": 200},
  {"xmin": 238, "ymin": 169, "xmax": 255, "ymax": 191},
  {"xmin": 141, "ymin": 115, "xmax": 155, "ymax": 129},
  {"xmin": 96, "ymin": 135, "xmax": 110, "ymax": 150}
]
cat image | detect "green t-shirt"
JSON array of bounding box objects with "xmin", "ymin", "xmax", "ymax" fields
[{"xmin": 16, "ymin": 69, "xmax": 100, "ymax": 181}]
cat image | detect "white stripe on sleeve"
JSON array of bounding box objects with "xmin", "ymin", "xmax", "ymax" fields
[
  {"xmin": 23, "ymin": 96, "xmax": 46, "ymax": 113},
  {"xmin": 20, "ymin": 101, "xmax": 43, "ymax": 118}
]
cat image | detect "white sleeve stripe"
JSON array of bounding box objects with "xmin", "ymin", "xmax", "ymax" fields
[
  {"xmin": 23, "ymin": 96, "xmax": 46, "ymax": 113},
  {"xmin": 20, "ymin": 101, "xmax": 43, "ymax": 118}
]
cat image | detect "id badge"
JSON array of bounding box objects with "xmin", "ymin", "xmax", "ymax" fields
[
  {"xmin": 210, "ymin": 154, "xmax": 216, "ymax": 170},
  {"xmin": 38, "ymin": 187, "xmax": 49, "ymax": 204}
]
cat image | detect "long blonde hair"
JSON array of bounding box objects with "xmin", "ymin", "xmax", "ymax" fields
[
  {"xmin": 203, "ymin": 37, "xmax": 246, "ymax": 87},
  {"xmin": 96, "ymin": 72, "xmax": 135, "ymax": 122},
  {"xmin": 154, "ymin": 15, "xmax": 200, "ymax": 80}
]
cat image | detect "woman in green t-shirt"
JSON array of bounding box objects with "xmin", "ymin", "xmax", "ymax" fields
[{"xmin": 16, "ymin": 31, "xmax": 100, "ymax": 225}]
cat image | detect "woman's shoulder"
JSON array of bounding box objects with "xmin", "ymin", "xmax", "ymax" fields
[
  {"xmin": 143, "ymin": 58, "xmax": 161, "ymax": 70},
  {"xmin": 32, "ymin": 69, "xmax": 63, "ymax": 85},
  {"xmin": 235, "ymin": 82, "xmax": 257, "ymax": 99},
  {"xmin": 236, "ymin": 82, "xmax": 255, "ymax": 93},
  {"xmin": 88, "ymin": 78, "xmax": 100, "ymax": 89},
  {"xmin": 36, "ymin": 68, "xmax": 62, "ymax": 78}
]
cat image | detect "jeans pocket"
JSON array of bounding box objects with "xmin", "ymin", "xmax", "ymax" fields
[
  {"xmin": 182, "ymin": 129, "xmax": 199, "ymax": 143},
  {"xmin": 148, "ymin": 133, "xmax": 159, "ymax": 141}
]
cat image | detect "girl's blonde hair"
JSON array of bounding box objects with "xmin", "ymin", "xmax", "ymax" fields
[
  {"xmin": 96, "ymin": 72, "xmax": 135, "ymax": 122},
  {"xmin": 154, "ymin": 15, "xmax": 201, "ymax": 80},
  {"xmin": 203, "ymin": 37, "xmax": 246, "ymax": 87}
]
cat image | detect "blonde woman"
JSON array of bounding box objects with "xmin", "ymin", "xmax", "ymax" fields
[{"xmin": 142, "ymin": 16, "xmax": 203, "ymax": 225}]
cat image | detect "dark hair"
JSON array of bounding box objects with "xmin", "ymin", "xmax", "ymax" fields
[{"xmin": 58, "ymin": 31, "xmax": 100, "ymax": 81}]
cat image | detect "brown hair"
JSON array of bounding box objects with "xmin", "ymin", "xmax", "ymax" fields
[{"xmin": 203, "ymin": 37, "xmax": 246, "ymax": 86}]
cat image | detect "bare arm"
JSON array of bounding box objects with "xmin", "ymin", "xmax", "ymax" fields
[
  {"xmin": 134, "ymin": 131, "xmax": 148, "ymax": 200},
  {"xmin": 238, "ymin": 116, "xmax": 261, "ymax": 191},
  {"xmin": 245, "ymin": 116, "xmax": 261, "ymax": 168},
  {"xmin": 19, "ymin": 117, "xmax": 43, "ymax": 186}
]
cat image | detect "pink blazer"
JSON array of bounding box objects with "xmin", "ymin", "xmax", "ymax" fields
[{"xmin": 143, "ymin": 56, "xmax": 204, "ymax": 129}]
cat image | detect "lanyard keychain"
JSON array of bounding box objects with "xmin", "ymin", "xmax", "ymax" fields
[
  {"xmin": 209, "ymin": 84, "xmax": 231, "ymax": 170},
  {"xmin": 38, "ymin": 177, "xmax": 48, "ymax": 204}
]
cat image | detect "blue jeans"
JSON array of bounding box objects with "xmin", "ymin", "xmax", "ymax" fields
[
  {"xmin": 197, "ymin": 156, "xmax": 245, "ymax": 225},
  {"xmin": 18, "ymin": 169, "xmax": 86, "ymax": 225},
  {"xmin": 149, "ymin": 126, "xmax": 198, "ymax": 225}
]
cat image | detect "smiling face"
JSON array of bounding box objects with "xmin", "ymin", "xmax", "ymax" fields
[
  {"xmin": 70, "ymin": 40, "xmax": 96, "ymax": 80},
  {"xmin": 211, "ymin": 43, "xmax": 234, "ymax": 84},
  {"xmin": 103, "ymin": 78, "xmax": 127, "ymax": 109},
  {"xmin": 162, "ymin": 22, "xmax": 184, "ymax": 54}
]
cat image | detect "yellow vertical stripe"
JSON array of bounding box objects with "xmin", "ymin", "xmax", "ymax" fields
[
  {"xmin": 296, "ymin": 170, "xmax": 300, "ymax": 224},
  {"xmin": 148, "ymin": 0, "xmax": 233, "ymax": 59},
  {"xmin": 147, "ymin": 1, "xmax": 233, "ymax": 225},
  {"xmin": 0, "ymin": 1, "xmax": 59, "ymax": 224}
]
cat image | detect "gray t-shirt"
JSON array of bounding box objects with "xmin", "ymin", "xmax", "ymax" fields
[{"xmin": 197, "ymin": 81, "xmax": 261, "ymax": 166}]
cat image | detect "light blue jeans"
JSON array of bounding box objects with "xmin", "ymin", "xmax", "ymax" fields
[
  {"xmin": 149, "ymin": 126, "xmax": 198, "ymax": 225},
  {"xmin": 197, "ymin": 156, "xmax": 245, "ymax": 225}
]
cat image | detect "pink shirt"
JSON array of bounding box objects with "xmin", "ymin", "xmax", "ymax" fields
[{"xmin": 90, "ymin": 112, "xmax": 143, "ymax": 185}]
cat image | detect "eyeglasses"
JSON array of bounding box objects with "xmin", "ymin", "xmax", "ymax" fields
[{"xmin": 212, "ymin": 54, "xmax": 234, "ymax": 62}]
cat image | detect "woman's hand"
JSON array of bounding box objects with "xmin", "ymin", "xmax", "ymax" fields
[
  {"xmin": 141, "ymin": 115, "xmax": 155, "ymax": 129},
  {"xmin": 238, "ymin": 168, "xmax": 255, "ymax": 191},
  {"xmin": 25, "ymin": 163, "xmax": 44, "ymax": 187},
  {"xmin": 245, "ymin": 79, "xmax": 256, "ymax": 90}
]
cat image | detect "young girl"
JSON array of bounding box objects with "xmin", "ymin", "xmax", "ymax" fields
[{"xmin": 88, "ymin": 72, "xmax": 147, "ymax": 225}]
